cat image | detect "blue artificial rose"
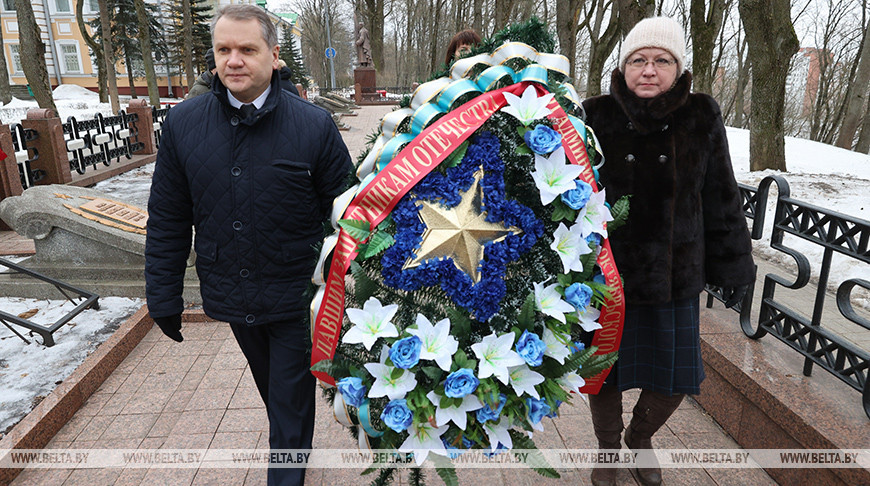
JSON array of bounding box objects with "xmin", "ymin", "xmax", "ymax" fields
[
  {"xmin": 444, "ymin": 368, "xmax": 479, "ymax": 398},
  {"xmin": 476, "ymin": 393, "xmax": 507, "ymax": 423},
  {"xmin": 515, "ymin": 330, "xmax": 546, "ymax": 367},
  {"xmin": 585, "ymin": 233, "xmax": 602, "ymax": 248},
  {"xmin": 523, "ymin": 125, "xmax": 562, "ymax": 154},
  {"xmin": 526, "ymin": 397, "xmax": 552, "ymax": 424},
  {"xmin": 389, "ymin": 335, "xmax": 422, "ymax": 369},
  {"xmin": 336, "ymin": 376, "xmax": 367, "ymax": 408},
  {"xmin": 380, "ymin": 399, "xmax": 414, "ymax": 432},
  {"xmin": 545, "ymin": 400, "xmax": 562, "ymax": 418},
  {"xmin": 570, "ymin": 341, "xmax": 586, "ymax": 354},
  {"xmin": 560, "ymin": 180, "xmax": 593, "ymax": 210},
  {"xmin": 565, "ymin": 283, "xmax": 593, "ymax": 311}
]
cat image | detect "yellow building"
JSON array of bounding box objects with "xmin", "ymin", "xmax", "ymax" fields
[{"xmin": 1, "ymin": 0, "xmax": 298, "ymax": 98}]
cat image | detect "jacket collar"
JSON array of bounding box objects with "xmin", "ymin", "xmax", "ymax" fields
[
  {"xmin": 212, "ymin": 70, "xmax": 282, "ymax": 124},
  {"xmin": 609, "ymin": 68, "xmax": 692, "ymax": 134}
]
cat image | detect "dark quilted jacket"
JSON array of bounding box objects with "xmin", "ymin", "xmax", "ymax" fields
[
  {"xmin": 145, "ymin": 71, "xmax": 352, "ymax": 325},
  {"xmin": 582, "ymin": 69, "xmax": 754, "ymax": 305}
]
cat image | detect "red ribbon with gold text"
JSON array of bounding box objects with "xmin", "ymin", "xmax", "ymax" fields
[{"xmin": 311, "ymin": 82, "xmax": 624, "ymax": 393}]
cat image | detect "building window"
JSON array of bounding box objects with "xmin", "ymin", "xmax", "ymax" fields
[
  {"xmin": 9, "ymin": 44, "xmax": 22, "ymax": 74},
  {"xmin": 1, "ymin": 0, "xmax": 14, "ymax": 12},
  {"xmin": 87, "ymin": 0, "xmax": 99, "ymax": 13},
  {"xmin": 54, "ymin": 0, "xmax": 72, "ymax": 13},
  {"xmin": 57, "ymin": 42, "xmax": 83, "ymax": 73}
]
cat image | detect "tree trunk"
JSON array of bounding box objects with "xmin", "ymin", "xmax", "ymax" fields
[
  {"xmin": 125, "ymin": 50, "xmax": 137, "ymax": 98},
  {"xmin": 585, "ymin": 1, "xmax": 621, "ymax": 97},
  {"xmin": 0, "ymin": 26, "xmax": 12, "ymax": 104},
  {"xmin": 14, "ymin": 0, "xmax": 56, "ymax": 112},
  {"xmin": 473, "ymin": 0, "xmax": 483, "ymax": 34},
  {"xmin": 77, "ymin": 0, "xmax": 107, "ymax": 102},
  {"xmin": 739, "ymin": 0, "xmax": 799, "ymax": 172},
  {"xmin": 494, "ymin": 0, "xmax": 515, "ymax": 34},
  {"xmin": 734, "ymin": 37, "xmax": 750, "ymax": 128},
  {"xmin": 856, "ymin": 95, "xmax": 870, "ymax": 152},
  {"xmin": 690, "ymin": 0, "xmax": 727, "ymax": 94},
  {"xmin": 616, "ymin": 0, "xmax": 656, "ymax": 37},
  {"xmin": 182, "ymin": 0, "xmax": 195, "ymax": 92},
  {"xmin": 135, "ymin": 0, "xmax": 160, "ymax": 106},
  {"xmin": 98, "ymin": 0, "xmax": 120, "ymax": 113},
  {"xmin": 555, "ymin": 0, "xmax": 582, "ymax": 81},
  {"xmin": 835, "ymin": 23, "xmax": 870, "ymax": 149},
  {"xmin": 361, "ymin": 0, "xmax": 385, "ymax": 71}
]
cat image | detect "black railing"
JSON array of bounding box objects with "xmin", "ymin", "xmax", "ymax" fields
[
  {"xmin": 62, "ymin": 111, "xmax": 144, "ymax": 175},
  {"xmin": 152, "ymin": 105, "xmax": 171, "ymax": 149},
  {"xmin": 10, "ymin": 123, "xmax": 43, "ymax": 190},
  {"xmin": 706, "ymin": 174, "xmax": 870, "ymax": 419}
]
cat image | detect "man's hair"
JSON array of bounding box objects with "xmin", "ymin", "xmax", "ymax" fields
[{"xmin": 211, "ymin": 4, "xmax": 278, "ymax": 48}]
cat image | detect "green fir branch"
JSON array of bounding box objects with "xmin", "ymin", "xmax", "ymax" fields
[{"xmin": 509, "ymin": 430, "xmax": 560, "ymax": 478}]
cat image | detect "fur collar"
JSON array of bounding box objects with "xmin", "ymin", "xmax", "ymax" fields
[{"xmin": 609, "ymin": 68, "xmax": 692, "ymax": 134}]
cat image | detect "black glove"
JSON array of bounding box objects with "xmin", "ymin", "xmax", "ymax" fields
[
  {"xmin": 723, "ymin": 284, "xmax": 750, "ymax": 309},
  {"xmin": 153, "ymin": 314, "xmax": 183, "ymax": 342}
]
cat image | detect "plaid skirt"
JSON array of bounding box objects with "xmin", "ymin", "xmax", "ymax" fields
[{"xmin": 603, "ymin": 296, "xmax": 704, "ymax": 396}]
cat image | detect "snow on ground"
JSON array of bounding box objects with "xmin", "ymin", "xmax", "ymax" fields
[
  {"xmin": 0, "ymin": 84, "xmax": 181, "ymax": 127},
  {"xmin": 0, "ymin": 297, "xmax": 142, "ymax": 439}
]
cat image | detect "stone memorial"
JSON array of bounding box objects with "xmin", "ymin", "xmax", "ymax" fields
[{"xmin": 0, "ymin": 185, "xmax": 197, "ymax": 300}]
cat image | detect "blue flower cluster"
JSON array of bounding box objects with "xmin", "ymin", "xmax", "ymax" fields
[
  {"xmin": 561, "ymin": 180, "xmax": 593, "ymax": 210},
  {"xmin": 523, "ymin": 125, "xmax": 562, "ymax": 154},
  {"xmin": 337, "ymin": 377, "xmax": 366, "ymax": 408},
  {"xmin": 565, "ymin": 282, "xmax": 593, "ymax": 311},
  {"xmin": 389, "ymin": 336, "xmax": 422, "ymax": 369},
  {"xmin": 515, "ymin": 330, "xmax": 546, "ymax": 367},
  {"xmin": 476, "ymin": 393, "xmax": 507, "ymax": 423},
  {"xmin": 381, "ymin": 399, "xmax": 414, "ymax": 432},
  {"xmin": 381, "ymin": 132, "xmax": 544, "ymax": 321},
  {"xmin": 526, "ymin": 397, "xmax": 551, "ymax": 424},
  {"xmin": 444, "ymin": 368, "xmax": 479, "ymax": 398}
]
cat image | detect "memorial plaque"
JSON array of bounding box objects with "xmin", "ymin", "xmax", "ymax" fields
[{"xmin": 64, "ymin": 196, "xmax": 148, "ymax": 234}]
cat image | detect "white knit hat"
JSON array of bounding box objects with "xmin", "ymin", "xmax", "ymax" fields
[{"xmin": 618, "ymin": 16, "xmax": 686, "ymax": 74}]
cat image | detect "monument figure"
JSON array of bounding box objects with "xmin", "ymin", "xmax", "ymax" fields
[{"xmin": 356, "ymin": 22, "xmax": 373, "ymax": 67}]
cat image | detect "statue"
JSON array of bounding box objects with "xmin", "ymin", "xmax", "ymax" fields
[{"xmin": 356, "ymin": 22, "xmax": 373, "ymax": 68}]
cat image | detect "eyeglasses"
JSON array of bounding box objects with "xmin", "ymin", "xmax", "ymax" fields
[{"xmin": 626, "ymin": 57, "xmax": 676, "ymax": 69}]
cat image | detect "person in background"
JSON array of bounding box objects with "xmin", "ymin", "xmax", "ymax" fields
[
  {"xmin": 581, "ymin": 16, "xmax": 754, "ymax": 486},
  {"xmin": 276, "ymin": 59, "xmax": 301, "ymax": 96},
  {"xmin": 144, "ymin": 5, "xmax": 352, "ymax": 485},
  {"xmin": 185, "ymin": 48, "xmax": 216, "ymax": 99},
  {"xmin": 444, "ymin": 28, "xmax": 482, "ymax": 66}
]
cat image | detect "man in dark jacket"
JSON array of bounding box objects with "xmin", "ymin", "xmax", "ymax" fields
[
  {"xmin": 185, "ymin": 48, "xmax": 216, "ymax": 99},
  {"xmin": 144, "ymin": 5, "xmax": 352, "ymax": 485}
]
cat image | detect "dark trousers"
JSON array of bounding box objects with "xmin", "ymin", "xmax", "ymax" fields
[{"xmin": 230, "ymin": 321, "xmax": 315, "ymax": 486}]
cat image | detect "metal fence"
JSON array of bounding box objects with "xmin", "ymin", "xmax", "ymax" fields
[
  {"xmin": 62, "ymin": 111, "xmax": 144, "ymax": 175},
  {"xmin": 152, "ymin": 105, "xmax": 171, "ymax": 149},
  {"xmin": 10, "ymin": 123, "xmax": 42, "ymax": 190},
  {"xmin": 706, "ymin": 174, "xmax": 870, "ymax": 419}
]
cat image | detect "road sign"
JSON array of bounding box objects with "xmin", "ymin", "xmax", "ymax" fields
[{"xmin": 325, "ymin": 47, "xmax": 336, "ymax": 59}]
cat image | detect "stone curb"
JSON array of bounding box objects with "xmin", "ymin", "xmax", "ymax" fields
[{"xmin": 0, "ymin": 306, "xmax": 209, "ymax": 485}]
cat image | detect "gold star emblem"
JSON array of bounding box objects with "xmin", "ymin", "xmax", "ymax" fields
[{"xmin": 403, "ymin": 169, "xmax": 522, "ymax": 283}]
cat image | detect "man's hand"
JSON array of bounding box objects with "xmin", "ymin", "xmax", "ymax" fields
[
  {"xmin": 723, "ymin": 284, "xmax": 750, "ymax": 309},
  {"xmin": 153, "ymin": 314, "xmax": 184, "ymax": 342}
]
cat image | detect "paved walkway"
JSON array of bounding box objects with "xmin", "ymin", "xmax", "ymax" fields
[{"xmin": 6, "ymin": 105, "xmax": 778, "ymax": 485}]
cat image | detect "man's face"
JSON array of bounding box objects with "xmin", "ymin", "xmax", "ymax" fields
[{"xmin": 213, "ymin": 16, "xmax": 278, "ymax": 103}]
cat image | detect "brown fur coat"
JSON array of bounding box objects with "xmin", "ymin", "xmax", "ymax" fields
[{"xmin": 582, "ymin": 69, "xmax": 754, "ymax": 305}]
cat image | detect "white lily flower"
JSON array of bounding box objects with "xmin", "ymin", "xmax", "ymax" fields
[
  {"xmin": 550, "ymin": 222, "xmax": 593, "ymax": 274},
  {"xmin": 530, "ymin": 147, "xmax": 583, "ymax": 205},
  {"xmin": 364, "ymin": 345, "xmax": 418, "ymax": 400},
  {"xmin": 577, "ymin": 190, "xmax": 614, "ymax": 238},
  {"xmin": 426, "ymin": 390, "xmax": 484, "ymax": 430},
  {"xmin": 406, "ymin": 314, "xmax": 459, "ymax": 371},
  {"xmin": 471, "ymin": 332, "xmax": 525, "ymax": 384},
  {"xmin": 542, "ymin": 327, "xmax": 571, "ymax": 364},
  {"xmin": 483, "ymin": 417, "xmax": 514, "ymax": 452},
  {"xmin": 501, "ymin": 84, "xmax": 555, "ymax": 125},
  {"xmin": 557, "ymin": 371, "xmax": 586, "ymax": 394},
  {"xmin": 533, "ymin": 280, "xmax": 574, "ymax": 324},
  {"xmin": 577, "ymin": 305, "xmax": 602, "ymax": 332},
  {"xmin": 399, "ymin": 421, "xmax": 450, "ymax": 466},
  {"xmin": 342, "ymin": 297, "xmax": 399, "ymax": 351},
  {"xmin": 508, "ymin": 364, "xmax": 545, "ymax": 399}
]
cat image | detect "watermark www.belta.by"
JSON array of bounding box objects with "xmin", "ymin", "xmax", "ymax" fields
[{"xmin": 1, "ymin": 448, "xmax": 868, "ymax": 469}]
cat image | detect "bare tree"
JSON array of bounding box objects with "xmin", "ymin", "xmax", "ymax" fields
[
  {"xmin": 836, "ymin": 18, "xmax": 870, "ymax": 149},
  {"xmin": 690, "ymin": 0, "xmax": 728, "ymax": 94},
  {"xmin": 583, "ymin": 0, "xmax": 621, "ymax": 97},
  {"xmin": 77, "ymin": 0, "xmax": 108, "ymax": 102},
  {"xmin": 135, "ymin": 0, "xmax": 161, "ymax": 107},
  {"xmin": 494, "ymin": 0, "xmax": 517, "ymax": 34},
  {"xmin": 556, "ymin": 0, "xmax": 587, "ymax": 81},
  {"xmin": 98, "ymin": 0, "xmax": 120, "ymax": 113},
  {"xmin": 856, "ymin": 93, "xmax": 870, "ymax": 152},
  {"xmin": 14, "ymin": 0, "xmax": 56, "ymax": 112},
  {"xmin": 739, "ymin": 0, "xmax": 799, "ymax": 172},
  {"xmin": 0, "ymin": 27, "xmax": 11, "ymax": 104}
]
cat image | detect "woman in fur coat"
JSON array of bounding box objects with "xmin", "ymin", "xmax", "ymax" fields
[{"xmin": 581, "ymin": 17, "xmax": 754, "ymax": 486}]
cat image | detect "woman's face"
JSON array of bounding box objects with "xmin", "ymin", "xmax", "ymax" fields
[
  {"xmin": 624, "ymin": 47, "xmax": 679, "ymax": 98},
  {"xmin": 455, "ymin": 43, "xmax": 472, "ymax": 59}
]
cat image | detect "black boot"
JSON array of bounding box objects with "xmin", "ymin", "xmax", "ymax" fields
[
  {"xmin": 624, "ymin": 390, "xmax": 684, "ymax": 486},
  {"xmin": 588, "ymin": 385, "xmax": 623, "ymax": 486}
]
